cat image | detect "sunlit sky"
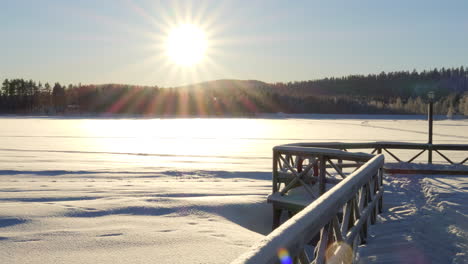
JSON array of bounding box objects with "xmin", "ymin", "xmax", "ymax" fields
[{"xmin": 1, "ymin": 0, "xmax": 467, "ymax": 87}]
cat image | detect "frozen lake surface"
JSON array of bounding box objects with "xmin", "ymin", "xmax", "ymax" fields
[
  {"xmin": 0, "ymin": 115, "xmax": 467, "ymax": 263},
  {"xmin": 1, "ymin": 115, "xmax": 467, "ymax": 173}
]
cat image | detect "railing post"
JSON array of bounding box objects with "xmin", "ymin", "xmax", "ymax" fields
[
  {"xmin": 272, "ymin": 150, "xmax": 279, "ymax": 193},
  {"xmin": 319, "ymin": 155, "xmax": 326, "ymax": 195},
  {"xmin": 428, "ymin": 145, "xmax": 433, "ymax": 164},
  {"xmin": 378, "ymin": 167, "xmax": 383, "ymax": 214},
  {"xmin": 272, "ymin": 205, "xmax": 281, "ymax": 230},
  {"xmin": 428, "ymin": 92, "xmax": 434, "ymax": 164},
  {"xmin": 272, "ymin": 150, "xmax": 281, "ymax": 230}
]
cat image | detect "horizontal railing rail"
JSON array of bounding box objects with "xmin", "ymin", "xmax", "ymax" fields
[
  {"xmin": 284, "ymin": 142, "xmax": 468, "ymax": 165},
  {"xmin": 232, "ymin": 147, "xmax": 385, "ymax": 264}
]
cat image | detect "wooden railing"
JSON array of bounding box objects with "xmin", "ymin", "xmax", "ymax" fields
[
  {"xmin": 269, "ymin": 146, "xmax": 376, "ymax": 229},
  {"xmin": 284, "ymin": 142, "xmax": 468, "ymax": 165},
  {"xmin": 231, "ymin": 142, "xmax": 466, "ymax": 263},
  {"xmin": 232, "ymin": 147, "xmax": 385, "ymax": 264}
]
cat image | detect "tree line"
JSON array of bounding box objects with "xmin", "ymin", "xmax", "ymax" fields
[{"xmin": 1, "ymin": 66, "xmax": 468, "ymax": 116}]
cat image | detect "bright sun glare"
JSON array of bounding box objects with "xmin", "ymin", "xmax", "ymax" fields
[{"xmin": 166, "ymin": 24, "xmax": 207, "ymax": 66}]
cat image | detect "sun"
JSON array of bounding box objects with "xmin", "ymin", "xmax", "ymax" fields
[{"xmin": 166, "ymin": 24, "xmax": 207, "ymax": 66}]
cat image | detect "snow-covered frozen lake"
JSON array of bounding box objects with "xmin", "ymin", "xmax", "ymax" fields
[
  {"xmin": 0, "ymin": 115, "xmax": 467, "ymax": 263},
  {"xmin": 1, "ymin": 115, "xmax": 467, "ymax": 173}
]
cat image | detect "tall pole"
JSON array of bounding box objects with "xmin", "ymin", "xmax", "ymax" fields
[{"xmin": 428, "ymin": 92, "xmax": 434, "ymax": 164}]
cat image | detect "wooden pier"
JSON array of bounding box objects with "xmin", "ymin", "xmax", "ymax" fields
[{"xmin": 231, "ymin": 142, "xmax": 468, "ymax": 264}]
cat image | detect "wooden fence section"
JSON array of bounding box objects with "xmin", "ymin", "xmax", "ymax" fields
[
  {"xmin": 284, "ymin": 142, "xmax": 468, "ymax": 165},
  {"xmin": 232, "ymin": 148, "xmax": 385, "ymax": 264},
  {"xmin": 269, "ymin": 146, "xmax": 375, "ymax": 229}
]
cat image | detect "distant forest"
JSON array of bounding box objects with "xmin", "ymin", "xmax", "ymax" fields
[{"xmin": 1, "ymin": 66, "xmax": 468, "ymax": 116}]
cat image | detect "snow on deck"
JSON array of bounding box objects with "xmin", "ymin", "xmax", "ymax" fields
[{"xmin": 357, "ymin": 173, "xmax": 468, "ymax": 264}]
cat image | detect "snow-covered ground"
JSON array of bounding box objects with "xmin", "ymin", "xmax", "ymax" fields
[
  {"xmin": 0, "ymin": 173, "xmax": 272, "ymax": 263},
  {"xmin": 0, "ymin": 116, "xmax": 467, "ymax": 263}
]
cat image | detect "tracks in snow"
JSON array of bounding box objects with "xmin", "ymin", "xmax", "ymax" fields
[{"xmin": 357, "ymin": 174, "xmax": 468, "ymax": 264}]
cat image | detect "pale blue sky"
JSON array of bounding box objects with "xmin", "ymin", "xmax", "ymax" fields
[{"xmin": 1, "ymin": 0, "xmax": 467, "ymax": 87}]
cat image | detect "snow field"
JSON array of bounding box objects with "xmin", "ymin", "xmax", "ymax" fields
[
  {"xmin": 0, "ymin": 116, "xmax": 467, "ymax": 263},
  {"xmin": 0, "ymin": 173, "xmax": 272, "ymax": 263}
]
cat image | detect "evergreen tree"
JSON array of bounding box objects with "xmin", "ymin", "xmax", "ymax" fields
[{"xmin": 52, "ymin": 83, "xmax": 66, "ymax": 113}]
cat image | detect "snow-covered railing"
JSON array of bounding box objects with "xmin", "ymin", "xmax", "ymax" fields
[
  {"xmin": 285, "ymin": 142, "xmax": 468, "ymax": 165},
  {"xmin": 232, "ymin": 148, "xmax": 384, "ymax": 264},
  {"xmin": 269, "ymin": 146, "xmax": 376, "ymax": 229}
]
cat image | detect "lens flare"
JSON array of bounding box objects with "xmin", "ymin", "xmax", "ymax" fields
[
  {"xmin": 326, "ymin": 242, "xmax": 353, "ymax": 264},
  {"xmin": 277, "ymin": 248, "xmax": 292, "ymax": 264}
]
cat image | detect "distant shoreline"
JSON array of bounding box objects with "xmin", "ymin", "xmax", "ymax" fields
[{"xmin": 0, "ymin": 113, "xmax": 466, "ymax": 120}]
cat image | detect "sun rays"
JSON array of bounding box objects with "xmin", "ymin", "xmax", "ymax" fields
[
  {"xmin": 127, "ymin": 0, "xmax": 231, "ymax": 87},
  {"xmin": 69, "ymin": 1, "xmax": 284, "ymax": 117}
]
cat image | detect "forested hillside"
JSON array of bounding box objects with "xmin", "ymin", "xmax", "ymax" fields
[{"xmin": 1, "ymin": 67, "xmax": 468, "ymax": 116}]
